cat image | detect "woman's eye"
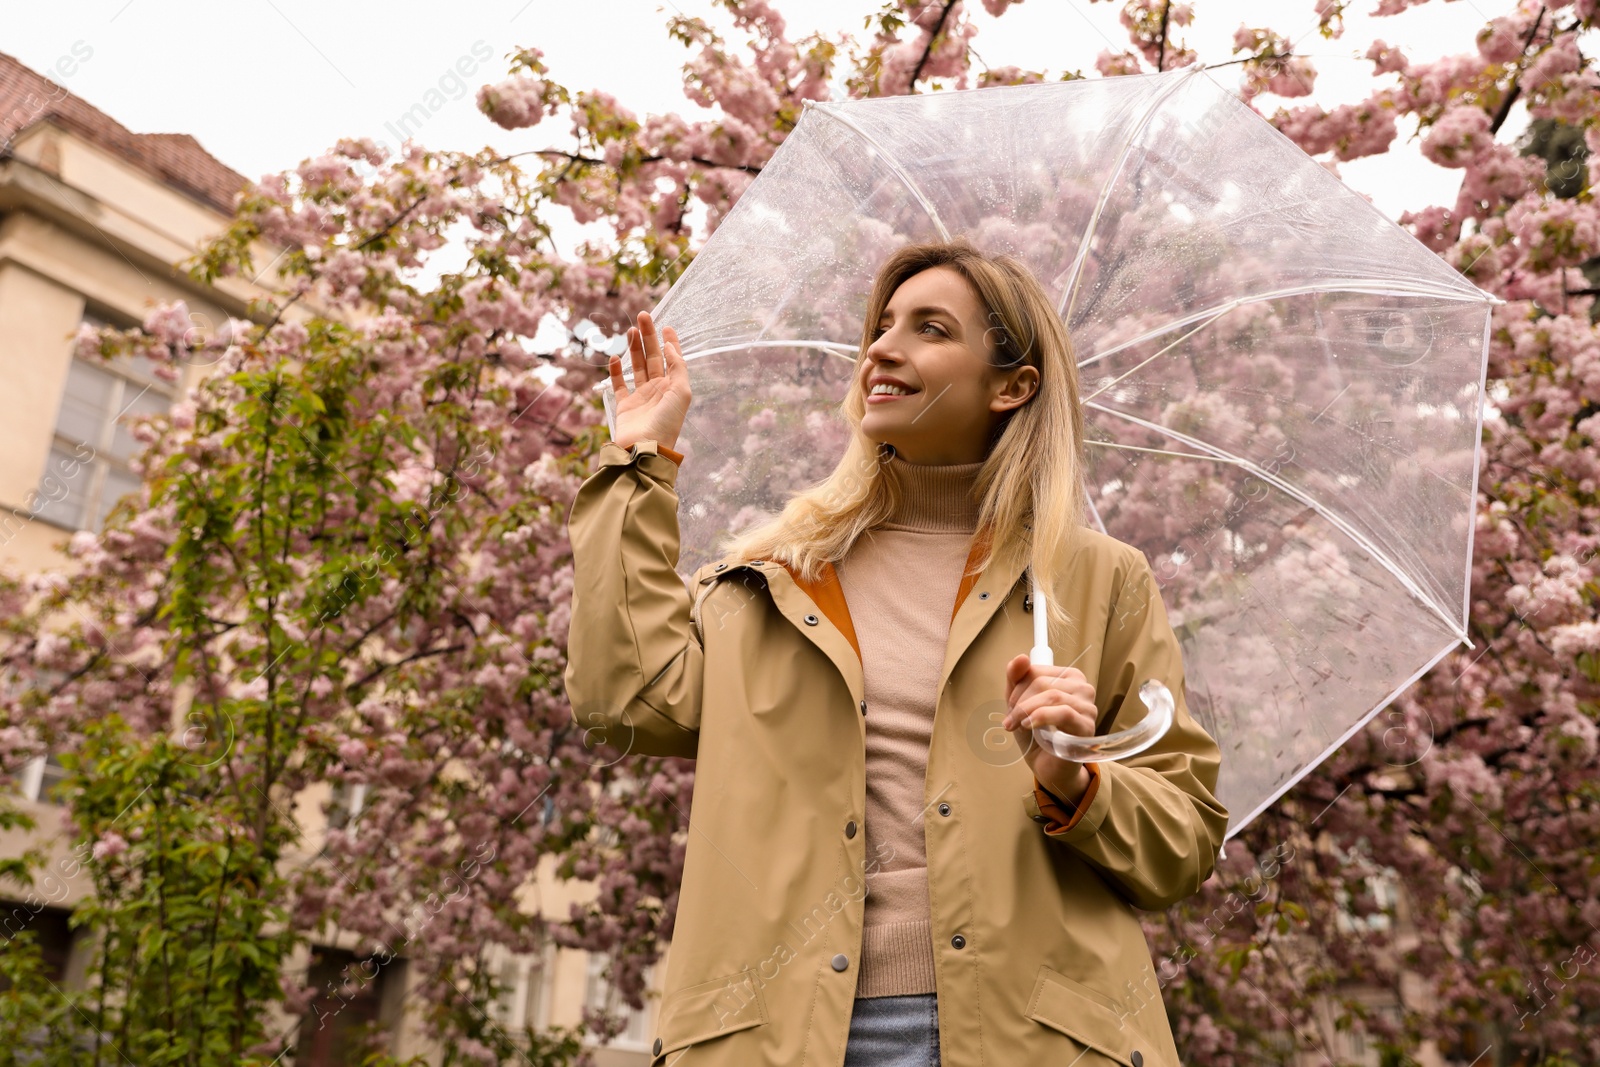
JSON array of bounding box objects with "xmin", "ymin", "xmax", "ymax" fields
[{"xmin": 871, "ymin": 322, "xmax": 945, "ymax": 338}]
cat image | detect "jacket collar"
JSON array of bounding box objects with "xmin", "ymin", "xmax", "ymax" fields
[
  {"xmin": 701, "ymin": 524, "xmax": 1030, "ymax": 706},
  {"xmin": 779, "ymin": 523, "xmax": 1028, "ymax": 678},
  {"xmin": 780, "ymin": 524, "xmax": 1000, "ymax": 664}
]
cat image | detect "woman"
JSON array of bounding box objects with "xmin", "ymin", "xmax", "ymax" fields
[{"xmin": 563, "ymin": 237, "xmax": 1227, "ymax": 1067}]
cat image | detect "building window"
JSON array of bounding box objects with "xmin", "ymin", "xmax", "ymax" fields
[
  {"xmin": 584, "ymin": 953, "xmax": 654, "ymax": 1050},
  {"xmin": 327, "ymin": 782, "xmax": 367, "ymax": 835},
  {"xmin": 35, "ymin": 312, "xmax": 172, "ymax": 532},
  {"xmin": 487, "ymin": 943, "xmax": 551, "ymax": 1034},
  {"xmin": 1, "ymin": 673, "xmax": 70, "ymax": 805},
  {"xmin": 9, "ymin": 753, "xmax": 70, "ymax": 804},
  {"xmin": 296, "ymin": 946, "xmax": 393, "ymax": 1067},
  {"xmin": 0, "ymin": 906, "xmax": 76, "ymax": 991}
]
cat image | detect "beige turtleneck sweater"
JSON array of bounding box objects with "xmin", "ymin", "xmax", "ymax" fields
[{"xmin": 834, "ymin": 451, "xmax": 984, "ymax": 999}]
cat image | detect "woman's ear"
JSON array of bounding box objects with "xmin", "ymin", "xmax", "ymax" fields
[{"xmin": 990, "ymin": 365, "xmax": 1039, "ymax": 414}]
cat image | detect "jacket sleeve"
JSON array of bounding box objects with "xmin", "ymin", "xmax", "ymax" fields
[
  {"xmin": 1024, "ymin": 549, "xmax": 1229, "ymax": 910},
  {"xmin": 562, "ymin": 438, "xmax": 701, "ymax": 760}
]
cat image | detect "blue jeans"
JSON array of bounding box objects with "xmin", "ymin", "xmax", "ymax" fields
[{"xmin": 843, "ymin": 994, "xmax": 941, "ymax": 1067}]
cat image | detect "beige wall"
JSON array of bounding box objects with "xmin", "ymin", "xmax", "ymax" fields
[
  {"xmin": 0, "ymin": 257, "xmax": 83, "ymax": 571},
  {"xmin": 0, "ymin": 161, "xmax": 239, "ymax": 574},
  {"xmin": 5, "ymin": 121, "xmax": 265, "ymax": 307}
]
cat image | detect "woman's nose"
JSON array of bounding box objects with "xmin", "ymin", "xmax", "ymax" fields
[{"xmin": 866, "ymin": 332, "xmax": 902, "ymax": 364}]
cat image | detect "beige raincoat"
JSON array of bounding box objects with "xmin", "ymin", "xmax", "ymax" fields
[{"xmin": 564, "ymin": 439, "xmax": 1229, "ymax": 1067}]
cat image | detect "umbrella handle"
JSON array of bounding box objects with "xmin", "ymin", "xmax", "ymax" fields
[
  {"xmin": 1028, "ymin": 568, "xmax": 1175, "ymax": 763},
  {"xmin": 596, "ymin": 378, "xmax": 618, "ymax": 437},
  {"xmin": 1030, "ymin": 679, "xmax": 1175, "ymax": 762}
]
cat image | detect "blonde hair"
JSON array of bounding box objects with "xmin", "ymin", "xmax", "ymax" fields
[{"xmin": 720, "ymin": 236, "xmax": 1087, "ymax": 635}]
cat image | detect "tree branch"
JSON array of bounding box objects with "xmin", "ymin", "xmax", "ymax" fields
[
  {"xmin": 533, "ymin": 148, "xmax": 761, "ymax": 176},
  {"xmin": 1488, "ymin": 7, "xmax": 1547, "ymax": 135},
  {"xmin": 347, "ymin": 643, "xmax": 467, "ymax": 691},
  {"xmin": 353, "ymin": 192, "xmax": 430, "ymax": 253},
  {"xmin": 909, "ymin": 1, "xmax": 958, "ymax": 88},
  {"xmin": 1157, "ymin": 0, "xmax": 1173, "ymax": 73}
]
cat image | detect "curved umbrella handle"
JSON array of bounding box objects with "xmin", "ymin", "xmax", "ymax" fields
[
  {"xmin": 1026, "ymin": 566, "xmax": 1175, "ymax": 763},
  {"xmin": 1031, "ymin": 679, "xmax": 1175, "ymax": 762}
]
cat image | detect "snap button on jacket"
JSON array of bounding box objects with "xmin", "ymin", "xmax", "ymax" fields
[{"xmin": 563, "ymin": 440, "xmax": 1229, "ymax": 1067}]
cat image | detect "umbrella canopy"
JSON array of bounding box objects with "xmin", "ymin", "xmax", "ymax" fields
[{"xmin": 597, "ymin": 63, "xmax": 1497, "ymax": 842}]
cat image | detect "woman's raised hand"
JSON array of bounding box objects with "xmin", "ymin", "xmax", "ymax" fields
[{"xmin": 610, "ymin": 310, "xmax": 691, "ymax": 453}]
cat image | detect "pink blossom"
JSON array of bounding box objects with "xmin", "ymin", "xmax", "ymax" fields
[
  {"xmin": 73, "ymin": 321, "xmax": 106, "ymax": 361},
  {"xmin": 1271, "ymin": 100, "xmax": 1397, "ymax": 161},
  {"xmin": 1421, "ymin": 106, "xmax": 1493, "ymax": 168},
  {"xmin": 477, "ymin": 75, "xmax": 559, "ymax": 131},
  {"xmin": 0, "ymin": 726, "xmax": 33, "ymax": 766},
  {"xmin": 1366, "ymin": 39, "xmax": 1409, "ymax": 76},
  {"xmin": 1424, "ymin": 752, "xmax": 1504, "ymax": 808},
  {"xmin": 1095, "ymin": 50, "xmax": 1144, "ymax": 78},
  {"xmin": 1264, "ymin": 56, "xmax": 1316, "ymax": 98},
  {"xmin": 1505, "ymin": 197, "xmax": 1600, "ymax": 271},
  {"xmin": 1456, "ymin": 146, "xmax": 1544, "ymax": 216},
  {"xmin": 92, "ymin": 831, "xmax": 129, "ymax": 862},
  {"xmin": 1314, "ymin": 0, "xmax": 1343, "ymax": 38},
  {"xmin": 1549, "ymin": 621, "xmax": 1600, "ymax": 658},
  {"xmin": 1401, "ymin": 205, "xmax": 1460, "ymax": 251},
  {"xmin": 142, "ymin": 302, "xmax": 193, "ymax": 350},
  {"xmin": 1476, "ymin": 12, "xmax": 1537, "ymax": 64},
  {"xmin": 1552, "ymin": 714, "xmax": 1599, "ymax": 763},
  {"xmin": 1524, "ymin": 32, "xmax": 1584, "ymax": 88}
]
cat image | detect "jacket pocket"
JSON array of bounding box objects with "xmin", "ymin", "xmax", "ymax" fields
[
  {"xmin": 1025, "ymin": 964, "xmax": 1160, "ymax": 1067},
  {"xmin": 650, "ymin": 967, "xmax": 769, "ymax": 1064}
]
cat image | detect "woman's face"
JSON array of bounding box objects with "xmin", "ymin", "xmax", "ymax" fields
[{"xmin": 857, "ymin": 265, "xmax": 1037, "ymax": 465}]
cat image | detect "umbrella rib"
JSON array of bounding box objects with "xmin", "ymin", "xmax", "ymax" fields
[
  {"xmin": 595, "ymin": 340, "xmax": 858, "ymax": 393},
  {"xmin": 1060, "ymin": 64, "xmax": 1206, "ymax": 324},
  {"xmin": 807, "ymin": 104, "xmax": 952, "ymax": 241},
  {"xmin": 1460, "ymin": 314, "xmax": 1493, "ymax": 645},
  {"xmin": 1084, "ymin": 494, "xmax": 1109, "ymax": 536},
  {"xmin": 1081, "ymin": 307, "xmax": 1233, "ymax": 402},
  {"xmin": 683, "ymin": 340, "xmax": 860, "ymax": 360},
  {"xmin": 1085, "ymin": 400, "xmax": 1467, "ymax": 641},
  {"xmin": 1086, "ymin": 439, "xmax": 1246, "ymax": 464},
  {"xmin": 1077, "ymin": 280, "xmax": 1497, "ymax": 372}
]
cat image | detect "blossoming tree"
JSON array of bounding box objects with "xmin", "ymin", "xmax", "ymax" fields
[
  {"xmin": 1106, "ymin": 2, "xmax": 1600, "ymax": 1062},
  {"xmin": 0, "ymin": 1, "xmax": 1596, "ymax": 1064}
]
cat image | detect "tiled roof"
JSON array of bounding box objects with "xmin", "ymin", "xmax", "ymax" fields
[{"xmin": 0, "ymin": 50, "xmax": 248, "ymax": 215}]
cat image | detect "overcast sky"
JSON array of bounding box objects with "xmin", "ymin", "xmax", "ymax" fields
[{"xmin": 3, "ymin": 0, "xmax": 1523, "ymax": 257}]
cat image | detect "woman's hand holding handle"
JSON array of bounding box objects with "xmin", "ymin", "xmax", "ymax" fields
[
  {"xmin": 611, "ymin": 310, "xmax": 691, "ymax": 453},
  {"xmin": 1002, "ymin": 655, "xmax": 1097, "ymax": 806}
]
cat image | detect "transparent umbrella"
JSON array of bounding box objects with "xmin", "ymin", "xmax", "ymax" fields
[{"xmin": 595, "ymin": 63, "xmax": 1497, "ymax": 842}]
